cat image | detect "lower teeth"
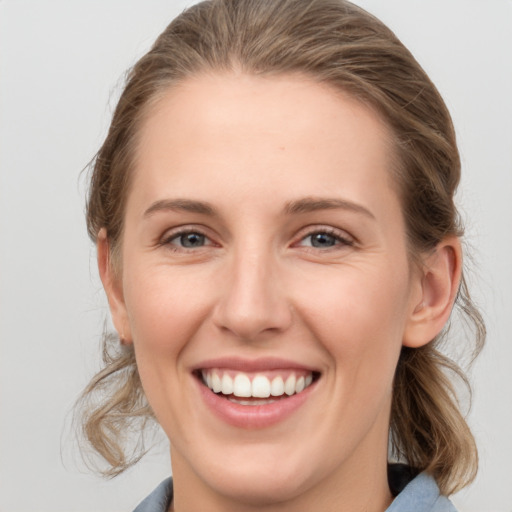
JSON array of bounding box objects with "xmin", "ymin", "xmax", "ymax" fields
[{"xmin": 227, "ymin": 397, "xmax": 280, "ymax": 406}]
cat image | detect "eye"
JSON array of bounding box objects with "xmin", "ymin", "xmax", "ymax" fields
[
  {"xmin": 163, "ymin": 230, "xmax": 213, "ymax": 250},
  {"xmin": 305, "ymin": 232, "xmax": 338, "ymax": 248},
  {"xmin": 176, "ymin": 232, "xmax": 206, "ymax": 248},
  {"xmin": 297, "ymin": 229, "xmax": 353, "ymax": 249}
]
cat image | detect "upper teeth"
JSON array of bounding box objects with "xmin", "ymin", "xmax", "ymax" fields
[{"xmin": 201, "ymin": 370, "xmax": 314, "ymax": 398}]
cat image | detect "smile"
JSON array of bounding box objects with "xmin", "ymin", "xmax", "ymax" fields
[
  {"xmin": 194, "ymin": 359, "xmax": 320, "ymax": 428},
  {"xmin": 201, "ymin": 369, "xmax": 315, "ymax": 404}
]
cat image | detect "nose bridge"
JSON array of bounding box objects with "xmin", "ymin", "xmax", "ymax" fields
[{"xmin": 214, "ymin": 239, "xmax": 291, "ymax": 340}]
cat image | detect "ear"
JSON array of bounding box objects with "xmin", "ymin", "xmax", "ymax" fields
[
  {"xmin": 97, "ymin": 229, "xmax": 133, "ymax": 344},
  {"xmin": 403, "ymin": 236, "xmax": 462, "ymax": 348}
]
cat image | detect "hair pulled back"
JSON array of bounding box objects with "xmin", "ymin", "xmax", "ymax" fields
[{"xmin": 79, "ymin": 0, "xmax": 485, "ymax": 494}]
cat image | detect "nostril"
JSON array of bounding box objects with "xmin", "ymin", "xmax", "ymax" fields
[{"xmin": 212, "ymin": 296, "xmax": 293, "ymax": 342}]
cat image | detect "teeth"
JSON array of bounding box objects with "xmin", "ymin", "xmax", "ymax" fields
[
  {"xmin": 284, "ymin": 375, "xmax": 296, "ymax": 395},
  {"xmin": 296, "ymin": 376, "xmax": 305, "ymax": 393},
  {"xmin": 252, "ymin": 375, "xmax": 271, "ymax": 398},
  {"xmin": 212, "ymin": 372, "xmax": 222, "ymax": 393},
  {"xmin": 201, "ymin": 370, "xmax": 315, "ymax": 399},
  {"xmin": 221, "ymin": 373, "xmax": 234, "ymax": 395},
  {"xmin": 233, "ymin": 374, "xmax": 252, "ymax": 397},
  {"xmin": 228, "ymin": 397, "xmax": 278, "ymax": 406},
  {"xmin": 270, "ymin": 376, "xmax": 284, "ymax": 396}
]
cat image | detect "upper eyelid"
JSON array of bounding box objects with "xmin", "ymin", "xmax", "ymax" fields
[
  {"xmin": 161, "ymin": 224, "xmax": 210, "ymax": 237},
  {"xmin": 294, "ymin": 225, "xmax": 355, "ymax": 243},
  {"xmin": 159, "ymin": 225, "xmax": 215, "ymax": 245}
]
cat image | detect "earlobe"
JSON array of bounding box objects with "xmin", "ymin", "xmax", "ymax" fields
[
  {"xmin": 403, "ymin": 236, "xmax": 462, "ymax": 348},
  {"xmin": 97, "ymin": 229, "xmax": 133, "ymax": 344}
]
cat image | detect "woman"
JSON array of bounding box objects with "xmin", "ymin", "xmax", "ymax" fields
[{"xmin": 78, "ymin": 0, "xmax": 485, "ymax": 510}]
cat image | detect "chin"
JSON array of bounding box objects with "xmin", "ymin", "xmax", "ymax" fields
[
  {"xmin": 185, "ymin": 436, "xmax": 328, "ymax": 507},
  {"xmin": 206, "ymin": 461, "xmax": 314, "ymax": 506}
]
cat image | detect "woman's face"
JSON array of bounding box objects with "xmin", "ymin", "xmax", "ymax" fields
[{"xmin": 107, "ymin": 74, "xmax": 425, "ymax": 507}]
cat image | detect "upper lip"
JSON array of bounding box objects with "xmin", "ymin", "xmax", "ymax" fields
[{"xmin": 192, "ymin": 357, "xmax": 319, "ymax": 373}]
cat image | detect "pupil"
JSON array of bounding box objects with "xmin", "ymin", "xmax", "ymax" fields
[
  {"xmin": 312, "ymin": 233, "xmax": 335, "ymax": 247},
  {"xmin": 181, "ymin": 233, "xmax": 204, "ymax": 247}
]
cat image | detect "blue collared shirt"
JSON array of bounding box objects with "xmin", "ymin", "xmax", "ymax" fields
[{"xmin": 133, "ymin": 472, "xmax": 457, "ymax": 511}]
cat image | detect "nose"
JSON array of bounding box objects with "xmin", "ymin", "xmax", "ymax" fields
[{"xmin": 212, "ymin": 248, "xmax": 293, "ymax": 341}]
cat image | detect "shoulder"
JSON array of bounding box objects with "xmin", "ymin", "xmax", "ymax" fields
[
  {"xmin": 386, "ymin": 472, "xmax": 457, "ymax": 512},
  {"xmin": 132, "ymin": 477, "xmax": 173, "ymax": 512}
]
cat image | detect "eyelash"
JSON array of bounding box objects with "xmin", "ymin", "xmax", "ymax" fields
[
  {"xmin": 294, "ymin": 227, "xmax": 354, "ymax": 250},
  {"xmin": 159, "ymin": 227, "xmax": 214, "ymax": 252},
  {"xmin": 159, "ymin": 226, "xmax": 354, "ymax": 252}
]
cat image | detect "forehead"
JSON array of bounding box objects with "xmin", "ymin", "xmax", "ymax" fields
[{"xmin": 130, "ymin": 72, "xmax": 399, "ymax": 219}]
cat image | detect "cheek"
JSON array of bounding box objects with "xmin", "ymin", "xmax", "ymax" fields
[
  {"xmin": 294, "ymin": 263, "xmax": 410, "ymax": 382},
  {"xmin": 121, "ymin": 265, "xmax": 212, "ymax": 413},
  {"xmin": 122, "ymin": 268, "xmax": 211, "ymax": 428},
  {"xmin": 124, "ymin": 264, "xmax": 210, "ymax": 350}
]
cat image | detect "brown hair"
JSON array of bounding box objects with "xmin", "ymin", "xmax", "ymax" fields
[{"xmin": 78, "ymin": 0, "xmax": 485, "ymax": 494}]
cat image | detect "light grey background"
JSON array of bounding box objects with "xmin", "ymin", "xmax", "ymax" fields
[{"xmin": 0, "ymin": 1, "xmax": 510, "ymax": 511}]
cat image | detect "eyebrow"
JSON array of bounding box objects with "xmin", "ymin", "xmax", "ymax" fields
[
  {"xmin": 143, "ymin": 199, "xmax": 217, "ymax": 218},
  {"xmin": 284, "ymin": 197, "xmax": 375, "ymax": 219},
  {"xmin": 142, "ymin": 196, "xmax": 375, "ymax": 220}
]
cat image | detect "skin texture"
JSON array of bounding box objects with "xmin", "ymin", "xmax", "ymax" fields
[{"xmin": 98, "ymin": 73, "xmax": 461, "ymax": 512}]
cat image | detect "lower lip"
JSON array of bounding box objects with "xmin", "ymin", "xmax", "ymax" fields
[{"xmin": 195, "ymin": 376, "xmax": 316, "ymax": 429}]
